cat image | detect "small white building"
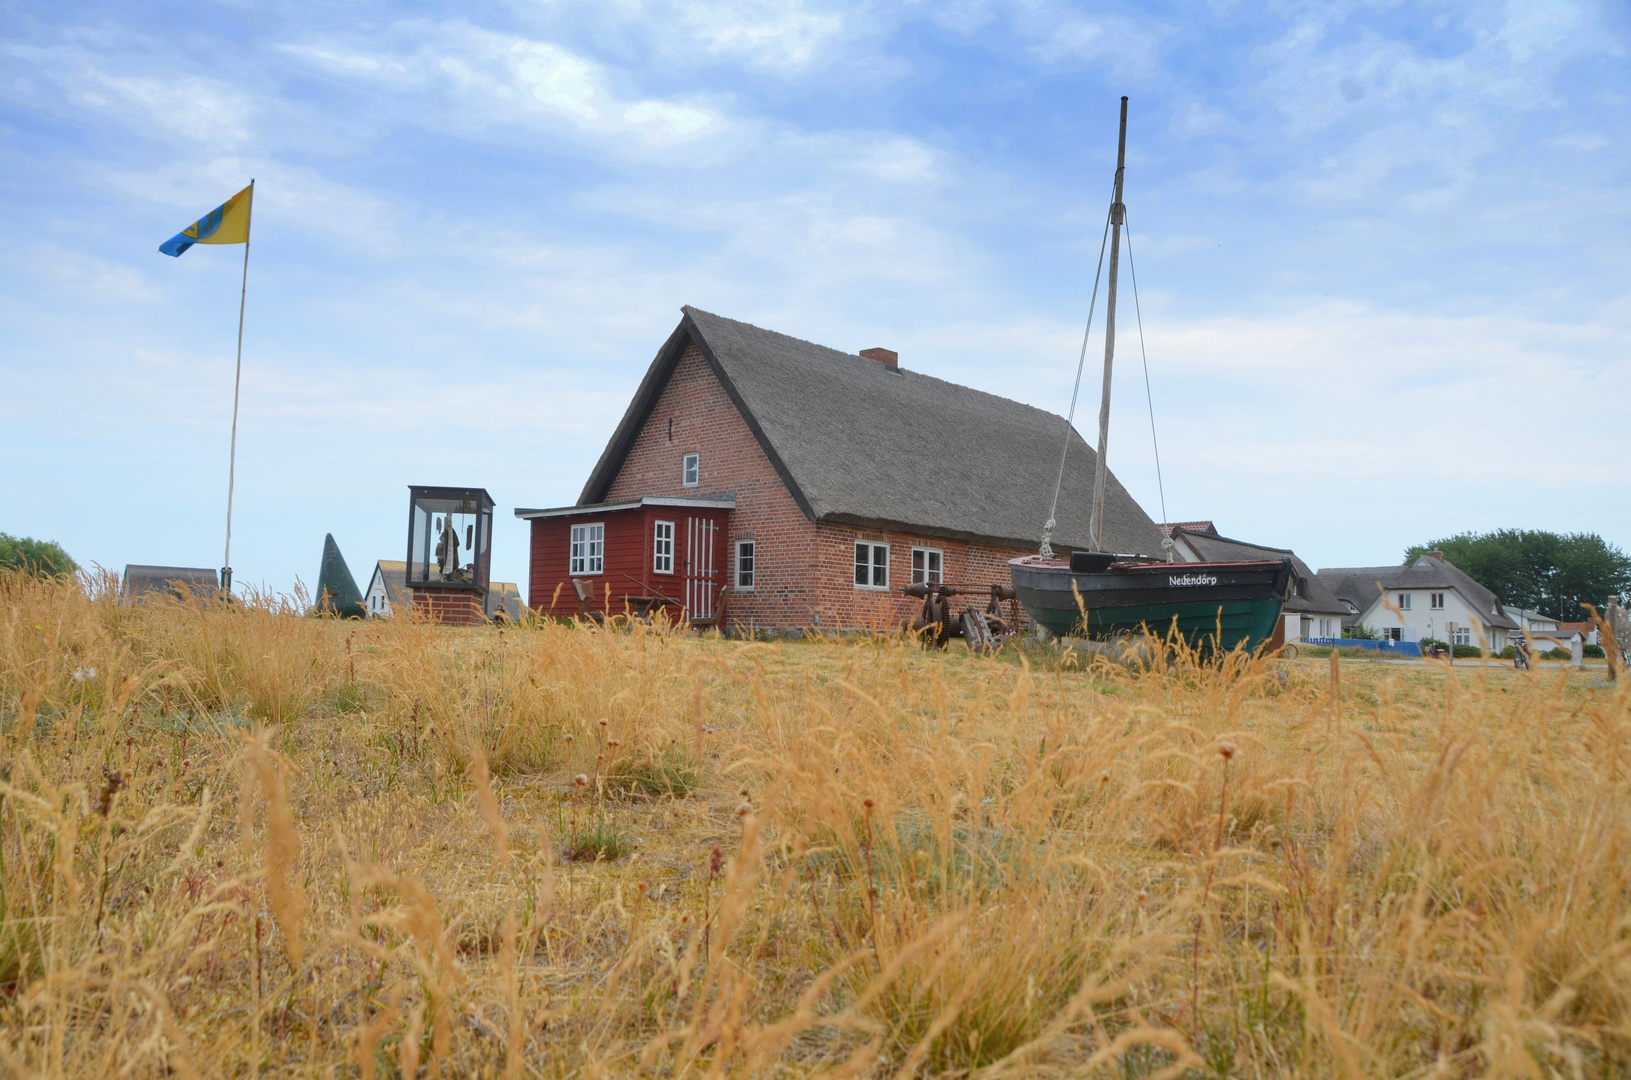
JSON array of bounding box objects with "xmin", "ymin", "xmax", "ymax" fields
[
  {"xmin": 365, "ymin": 560, "xmax": 410, "ymax": 618},
  {"xmin": 1317, "ymin": 552, "xmax": 1517, "ymax": 652}
]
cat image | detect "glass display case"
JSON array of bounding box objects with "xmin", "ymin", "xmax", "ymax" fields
[{"xmin": 406, "ymin": 486, "xmax": 494, "ymax": 593}]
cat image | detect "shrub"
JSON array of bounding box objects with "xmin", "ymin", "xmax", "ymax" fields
[
  {"xmin": 1452, "ymin": 644, "xmax": 1483, "ymax": 658},
  {"xmin": 0, "ymin": 534, "xmax": 77, "ymax": 580},
  {"xmin": 608, "ymin": 751, "xmax": 700, "ymax": 799},
  {"xmin": 562, "ymin": 820, "xmax": 630, "ymax": 862},
  {"xmin": 1344, "ymin": 623, "xmax": 1378, "ymax": 640},
  {"xmin": 1585, "ymin": 644, "xmax": 1605, "ymax": 658}
]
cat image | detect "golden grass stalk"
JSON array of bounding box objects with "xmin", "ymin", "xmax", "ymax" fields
[{"xmin": 239, "ymin": 727, "xmax": 307, "ymax": 967}]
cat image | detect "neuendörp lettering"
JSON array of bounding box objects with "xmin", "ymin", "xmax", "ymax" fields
[{"xmin": 1169, "ymin": 573, "xmax": 1219, "ymax": 587}]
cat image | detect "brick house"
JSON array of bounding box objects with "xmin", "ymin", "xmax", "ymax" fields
[{"xmin": 516, "ymin": 307, "xmax": 1165, "ymax": 631}]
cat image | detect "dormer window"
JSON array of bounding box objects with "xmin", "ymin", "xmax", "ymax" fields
[{"xmin": 682, "ymin": 453, "xmax": 699, "ymax": 487}]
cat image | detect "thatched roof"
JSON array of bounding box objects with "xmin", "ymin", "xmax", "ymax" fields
[
  {"xmin": 1316, "ymin": 555, "xmax": 1518, "ymax": 630},
  {"xmin": 580, "ymin": 307, "xmax": 1164, "ymax": 555},
  {"xmin": 121, "ymin": 565, "xmax": 217, "ymax": 600}
]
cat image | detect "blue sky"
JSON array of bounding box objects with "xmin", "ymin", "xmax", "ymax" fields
[{"xmin": 2, "ymin": 0, "xmax": 1628, "ymax": 596}]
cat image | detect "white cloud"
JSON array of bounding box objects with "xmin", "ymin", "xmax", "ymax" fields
[
  {"xmin": 669, "ymin": 0, "xmax": 852, "ymax": 70},
  {"xmin": 0, "ymin": 44, "xmax": 254, "ymax": 146},
  {"xmin": 1251, "ymin": 1, "xmax": 1610, "ymax": 206},
  {"xmin": 1552, "ymin": 130, "xmax": 1609, "ymax": 152},
  {"xmin": 26, "ymin": 245, "xmax": 162, "ymax": 303},
  {"xmin": 928, "ymin": 0, "xmax": 1164, "ymax": 76},
  {"xmin": 1178, "ymin": 100, "xmax": 1237, "ymax": 136},
  {"xmin": 281, "ymin": 22, "xmax": 728, "ymax": 152}
]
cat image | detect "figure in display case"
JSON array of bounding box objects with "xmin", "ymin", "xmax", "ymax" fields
[{"xmin": 406, "ymin": 485, "xmax": 494, "ymax": 624}]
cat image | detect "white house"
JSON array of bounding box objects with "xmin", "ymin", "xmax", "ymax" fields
[
  {"xmin": 365, "ymin": 560, "xmax": 410, "ymax": 618},
  {"xmin": 1165, "ymin": 524, "xmax": 1348, "ymax": 644},
  {"xmin": 365, "ymin": 559, "xmax": 523, "ymax": 621},
  {"xmin": 1316, "ymin": 552, "xmax": 1517, "ymax": 652}
]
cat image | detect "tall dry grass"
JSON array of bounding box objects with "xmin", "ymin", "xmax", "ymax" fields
[{"xmin": 1, "ymin": 568, "xmax": 1629, "ymax": 1078}]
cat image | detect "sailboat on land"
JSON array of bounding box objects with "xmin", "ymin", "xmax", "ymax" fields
[{"xmin": 1009, "ymin": 97, "xmax": 1292, "ymax": 651}]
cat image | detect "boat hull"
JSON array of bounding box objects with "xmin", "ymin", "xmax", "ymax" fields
[{"xmin": 1009, "ymin": 556, "xmax": 1292, "ymax": 652}]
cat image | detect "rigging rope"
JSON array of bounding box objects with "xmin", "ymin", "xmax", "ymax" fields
[
  {"xmin": 1039, "ymin": 190, "xmax": 1115, "ymax": 559},
  {"xmin": 1121, "ymin": 212, "xmax": 1171, "ymax": 555}
]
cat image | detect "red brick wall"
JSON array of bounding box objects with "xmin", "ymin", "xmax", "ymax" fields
[
  {"xmin": 596, "ymin": 342, "xmax": 1033, "ymax": 633},
  {"xmin": 605, "ymin": 344, "xmax": 819, "ymax": 629},
  {"xmin": 803, "ymin": 523, "xmax": 1031, "ymax": 631},
  {"xmin": 412, "ymin": 587, "xmax": 486, "ymax": 626}
]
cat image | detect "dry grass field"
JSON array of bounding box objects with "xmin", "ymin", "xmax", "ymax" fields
[{"xmin": 2, "ymin": 570, "xmax": 1629, "ymax": 1079}]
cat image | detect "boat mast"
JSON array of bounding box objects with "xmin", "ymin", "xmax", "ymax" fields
[{"xmin": 1089, "ymin": 96, "xmax": 1127, "ymax": 552}]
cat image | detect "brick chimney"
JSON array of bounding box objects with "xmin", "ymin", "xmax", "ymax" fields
[
  {"xmin": 860, "ymin": 347, "xmax": 898, "ymax": 369},
  {"xmin": 1428, "ymin": 550, "xmax": 1444, "ymax": 560}
]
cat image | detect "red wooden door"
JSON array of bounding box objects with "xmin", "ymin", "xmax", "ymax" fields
[{"xmin": 682, "ymin": 515, "xmax": 720, "ymax": 619}]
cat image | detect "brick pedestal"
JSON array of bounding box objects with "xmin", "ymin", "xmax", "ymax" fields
[{"xmin": 413, "ymin": 586, "xmax": 486, "ymax": 626}]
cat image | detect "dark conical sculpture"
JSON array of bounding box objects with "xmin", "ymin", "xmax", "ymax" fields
[{"xmin": 316, "ymin": 533, "xmax": 367, "ymax": 619}]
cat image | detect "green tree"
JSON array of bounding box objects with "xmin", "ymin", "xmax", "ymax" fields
[
  {"xmin": 1404, "ymin": 529, "xmax": 1631, "ymax": 621},
  {"xmin": 0, "ymin": 533, "xmax": 79, "ymax": 580}
]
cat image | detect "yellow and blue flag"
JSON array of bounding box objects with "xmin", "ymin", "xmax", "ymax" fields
[{"xmin": 159, "ymin": 182, "xmax": 253, "ymax": 257}]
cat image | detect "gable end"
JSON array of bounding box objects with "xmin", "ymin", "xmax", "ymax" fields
[{"xmin": 578, "ymin": 310, "xmax": 818, "ymax": 522}]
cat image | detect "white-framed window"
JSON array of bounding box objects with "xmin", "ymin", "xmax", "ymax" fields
[
  {"xmin": 1397, "ymin": 592, "xmax": 1412, "ymax": 610},
  {"xmin": 681, "ymin": 453, "xmax": 700, "ymax": 487},
  {"xmin": 910, "ymin": 547, "xmax": 943, "ymax": 586},
  {"xmin": 1430, "ymin": 592, "xmax": 1444, "ymax": 610},
  {"xmin": 1452, "ymin": 624, "xmax": 1472, "ymax": 646},
  {"xmin": 854, "ymin": 542, "xmax": 889, "ymax": 589},
  {"xmin": 1384, "ymin": 627, "xmax": 1402, "ymax": 641},
  {"xmin": 569, "ymin": 523, "xmax": 604, "ymax": 575},
  {"xmin": 735, "ymin": 539, "xmax": 755, "ymax": 590},
  {"xmin": 653, "ymin": 520, "xmax": 675, "ymax": 574}
]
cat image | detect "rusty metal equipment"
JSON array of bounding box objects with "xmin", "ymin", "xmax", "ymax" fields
[{"xmin": 902, "ymin": 582, "xmax": 1021, "ymax": 653}]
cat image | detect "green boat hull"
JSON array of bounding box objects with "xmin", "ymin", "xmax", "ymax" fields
[
  {"xmin": 1028, "ymin": 596, "xmax": 1284, "ymax": 652},
  {"xmin": 1009, "ymin": 555, "xmax": 1292, "ymax": 653}
]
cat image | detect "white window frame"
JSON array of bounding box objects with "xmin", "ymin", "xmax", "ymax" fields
[
  {"xmin": 1430, "ymin": 592, "xmax": 1444, "ymax": 610},
  {"xmin": 1397, "ymin": 592, "xmax": 1412, "ymax": 610},
  {"xmin": 681, "ymin": 453, "xmax": 700, "ymax": 487},
  {"xmin": 735, "ymin": 539, "xmax": 755, "ymax": 591},
  {"xmin": 910, "ymin": 547, "xmax": 943, "ymax": 586},
  {"xmin": 653, "ymin": 520, "xmax": 675, "ymax": 575},
  {"xmin": 854, "ymin": 542, "xmax": 889, "ymax": 590},
  {"xmin": 569, "ymin": 522, "xmax": 605, "ymax": 575}
]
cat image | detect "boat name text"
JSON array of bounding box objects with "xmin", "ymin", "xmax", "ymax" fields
[{"xmin": 1169, "ymin": 573, "xmax": 1219, "ymax": 587}]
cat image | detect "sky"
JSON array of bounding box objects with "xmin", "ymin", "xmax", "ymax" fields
[{"xmin": 2, "ymin": 0, "xmax": 1628, "ymax": 598}]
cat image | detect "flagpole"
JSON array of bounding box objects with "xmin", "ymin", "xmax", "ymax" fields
[{"xmin": 222, "ymin": 178, "xmax": 254, "ymax": 596}]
